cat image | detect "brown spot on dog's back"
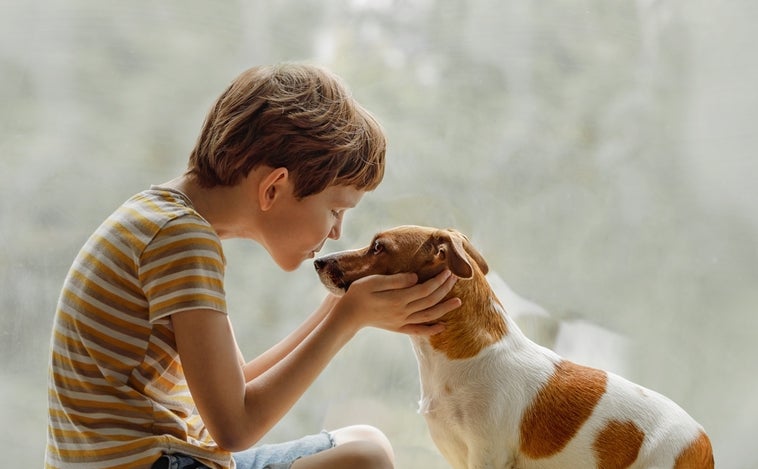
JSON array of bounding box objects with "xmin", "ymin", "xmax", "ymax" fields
[
  {"xmin": 674, "ymin": 431, "xmax": 714, "ymax": 469},
  {"xmin": 520, "ymin": 360, "xmax": 607, "ymax": 458},
  {"xmin": 593, "ymin": 420, "xmax": 644, "ymax": 468}
]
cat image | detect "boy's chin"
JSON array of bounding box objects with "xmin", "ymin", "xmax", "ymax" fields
[
  {"xmin": 273, "ymin": 251, "xmax": 325, "ymax": 272},
  {"xmin": 272, "ymin": 256, "xmax": 303, "ymax": 272},
  {"xmin": 282, "ymin": 262, "xmax": 303, "ymax": 272}
]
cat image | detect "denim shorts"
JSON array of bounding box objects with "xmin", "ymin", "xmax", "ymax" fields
[
  {"xmin": 234, "ymin": 431, "xmax": 335, "ymax": 469},
  {"xmin": 152, "ymin": 431, "xmax": 334, "ymax": 469}
]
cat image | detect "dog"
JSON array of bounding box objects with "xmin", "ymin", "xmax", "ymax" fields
[{"xmin": 315, "ymin": 225, "xmax": 713, "ymax": 469}]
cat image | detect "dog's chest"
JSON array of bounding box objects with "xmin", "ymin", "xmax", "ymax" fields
[
  {"xmin": 411, "ymin": 336, "xmax": 562, "ymax": 467},
  {"xmin": 412, "ymin": 341, "xmax": 540, "ymax": 448}
]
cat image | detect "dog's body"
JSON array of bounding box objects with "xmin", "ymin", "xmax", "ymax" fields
[{"xmin": 315, "ymin": 226, "xmax": 713, "ymax": 469}]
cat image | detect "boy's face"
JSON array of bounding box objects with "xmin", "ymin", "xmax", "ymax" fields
[{"xmin": 260, "ymin": 181, "xmax": 365, "ymax": 272}]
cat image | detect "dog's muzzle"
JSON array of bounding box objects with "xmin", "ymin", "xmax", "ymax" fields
[{"xmin": 314, "ymin": 257, "xmax": 350, "ymax": 295}]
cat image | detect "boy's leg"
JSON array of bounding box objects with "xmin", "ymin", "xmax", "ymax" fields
[
  {"xmin": 292, "ymin": 425, "xmax": 394, "ymax": 469},
  {"xmin": 233, "ymin": 425, "xmax": 394, "ymax": 469}
]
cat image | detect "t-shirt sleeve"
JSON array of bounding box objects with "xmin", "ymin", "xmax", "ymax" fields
[{"xmin": 139, "ymin": 215, "xmax": 227, "ymax": 322}]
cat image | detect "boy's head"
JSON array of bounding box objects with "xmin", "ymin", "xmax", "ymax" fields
[{"xmin": 187, "ymin": 63, "xmax": 386, "ymax": 199}]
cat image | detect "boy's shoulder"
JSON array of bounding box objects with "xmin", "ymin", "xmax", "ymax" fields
[
  {"xmin": 126, "ymin": 186, "xmax": 209, "ymax": 228},
  {"xmin": 97, "ymin": 187, "xmax": 219, "ymax": 253}
]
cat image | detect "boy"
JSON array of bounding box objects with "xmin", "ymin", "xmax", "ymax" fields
[{"xmin": 46, "ymin": 63, "xmax": 460, "ymax": 469}]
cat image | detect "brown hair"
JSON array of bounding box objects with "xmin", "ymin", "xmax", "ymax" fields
[{"xmin": 187, "ymin": 63, "xmax": 386, "ymax": 198}]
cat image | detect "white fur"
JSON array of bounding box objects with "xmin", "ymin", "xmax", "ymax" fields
[{"xmin": 410, "ymin": 298, "xmax": 707, "ymax": 468}]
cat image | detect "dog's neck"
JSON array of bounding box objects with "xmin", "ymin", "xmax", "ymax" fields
[{"xmin": 425, "ymin": 269, "xmax": 509, "ymax": 360}]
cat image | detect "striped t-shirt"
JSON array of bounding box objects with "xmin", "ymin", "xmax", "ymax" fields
[{"xmin": 46, "ymin": 187, "xmax": 232, "ymax": 468}]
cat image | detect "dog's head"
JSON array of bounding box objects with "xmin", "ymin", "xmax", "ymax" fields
[{"xmin": 314, "ymin": 225, "xmax": 488, "ymax": 295}]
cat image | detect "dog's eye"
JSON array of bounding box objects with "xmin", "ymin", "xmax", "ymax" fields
[{"xmin": 372, "ymin": 240, "xmax": 384, "ymax": 255}]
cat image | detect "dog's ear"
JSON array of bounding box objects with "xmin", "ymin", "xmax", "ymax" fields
[
  {"xmin": 437, "ymin": 238, "xmax": 473, "ymax": 278},
  {"xmin": 433, "ymin": 230, "xmax": 485, "ymax": 279},
  {"xmin": 439, "ymin": 229, "xmax": 489, "ymax": 278}
]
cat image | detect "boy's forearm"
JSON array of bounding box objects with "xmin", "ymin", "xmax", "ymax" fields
[
  {"xmin": 241, "ymin": 296, "xmax": 335, "ymax": 381},
  {"xmin": 174, "ymin": 304, "xmax": 357, "ymax": 452},
  {"xmin": 240, "ymin": 306, "xmax": 359, "ymax": 444}
]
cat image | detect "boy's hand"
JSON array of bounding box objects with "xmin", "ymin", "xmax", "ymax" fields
[{"xmin": 331, "ymin": 269, "xmax": 460, "ymax": 336}]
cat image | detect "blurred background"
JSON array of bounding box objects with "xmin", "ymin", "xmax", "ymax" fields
[{"xmin": 1, "ymin": 0, "xmax": 756, "ymax": 467}]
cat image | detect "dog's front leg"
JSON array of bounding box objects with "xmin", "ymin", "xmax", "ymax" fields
[
  {"xmin": 466, "ymin": 455, "xmax": 517, "ymax": 469},
  {"xmin": 463, "ymin": 442, "xmax": 517, "ymax": 469}
]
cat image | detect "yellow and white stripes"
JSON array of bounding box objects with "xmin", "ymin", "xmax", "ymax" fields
[{"xmin": 46, "ymin": 188, "xmax": 232, "ymax": 469}]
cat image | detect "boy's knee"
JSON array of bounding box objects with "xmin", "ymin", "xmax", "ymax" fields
[
  {"xmin": 331, "ymin": 425, "xmax": 394, "ymax": 468},
  {"xmin": 337, "ymin": 441, "xmax": 393, "ymax": 469}
]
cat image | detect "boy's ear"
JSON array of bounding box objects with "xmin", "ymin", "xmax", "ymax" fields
[{"xmin": 258, "ymin": 167, "xmax": 289, "ymax": 211}]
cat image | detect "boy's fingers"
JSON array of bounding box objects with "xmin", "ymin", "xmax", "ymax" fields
[
  {"xmin": 358, "ymin": 272, "xmax": 418, "ymax": 292},
  {"xmin": 400, "ymin": 321, "xmax": 446, "ymax": 336},
  {"xmin": 407, "ymin": 297, "xmax": 461, "ymax": 325},
  {"xmin": 408, "ymin": 274, "xmax": 457, "ymax": 312},
  {"xmin": 421, "ymin": 269, "xmax": 452, "ymax": 290}
]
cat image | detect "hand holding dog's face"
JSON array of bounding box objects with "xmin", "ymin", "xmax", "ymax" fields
[{"xmin": 325, "ymin": 269, "xmax": 458, "ymax": 336}]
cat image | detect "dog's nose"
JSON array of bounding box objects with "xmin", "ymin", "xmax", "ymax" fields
[{"xmin": 314, "ymin": 258, "xmax": 326, "ymax": 271}]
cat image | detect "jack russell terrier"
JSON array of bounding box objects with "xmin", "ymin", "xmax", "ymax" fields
[{"xmin": 314, "ymin": 225, "xmax": 713, "ymax": 469}]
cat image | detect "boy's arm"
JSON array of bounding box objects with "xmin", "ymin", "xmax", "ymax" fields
[
  {"xmin": 238, "ymin": 295, "xmax": 336, "ymax": 382},
  {"xmin": 172, "ymin": 270, "xmax": 458, "ymax": 452}
]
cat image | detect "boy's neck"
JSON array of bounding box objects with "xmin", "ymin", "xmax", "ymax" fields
[{"xmin": 160, "ymin": 173, "xmax": 262, "ymax": 240}]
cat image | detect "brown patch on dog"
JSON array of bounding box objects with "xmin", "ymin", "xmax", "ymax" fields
[
  {"xmin": 417, "ymin": 229, "xmax": 506, "ymax": 360},
  {"xmin": 593, "ymin": 420, "xmax": 644, "ymax": 468},
  {"xmin": 428, "ymin": 280, "xmax": 508, "ymax": 360},
  {"xmin": 520, "ymin": 360, "xmax": 608, "ymax": 459},
  {"xmin": 674, "ymin": 431, "xmax": 714, "ymax": 469}
]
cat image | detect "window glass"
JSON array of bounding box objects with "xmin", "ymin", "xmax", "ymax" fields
[{"xmin": 2, "ymin": 1, "xmax": 755, "ymax": 466}]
